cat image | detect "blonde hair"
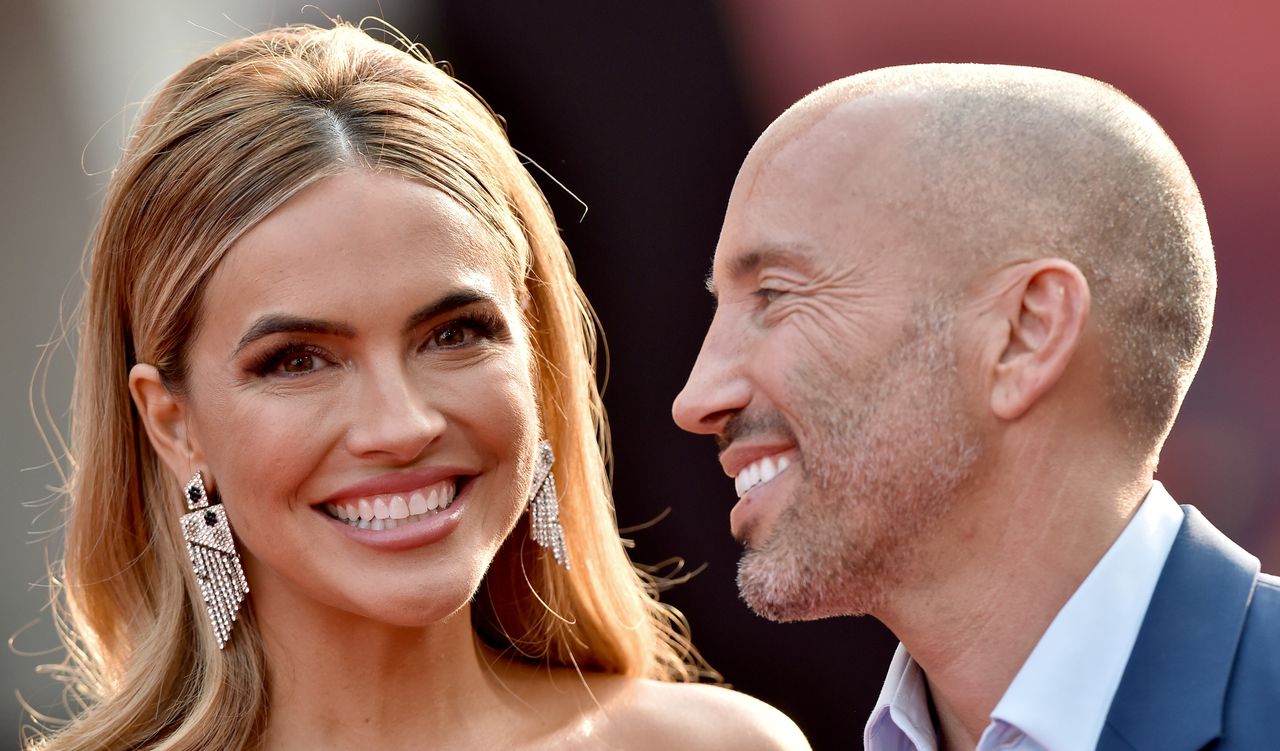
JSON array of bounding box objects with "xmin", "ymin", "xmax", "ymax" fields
[{"xmin": 27, "ymin": 23, "xmax": 704, "ymax": 751}]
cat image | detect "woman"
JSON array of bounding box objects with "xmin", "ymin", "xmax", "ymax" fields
[{"xmin": 26, "ymin": 22, "xmax": 807, "ymax": 751}]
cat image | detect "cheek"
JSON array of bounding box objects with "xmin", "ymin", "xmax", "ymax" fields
[
  {"xmin": 751, "ymin": 322, "xmax": 845, "ymax": 401},
  {"xmin": 190, "ymin": 387, "xmax": 339, "ymax": 533},
  {"xmin": 453, "ymin": 353, "xmax": 540, "ymax": 457},
  {"xmin": 749, "ymin": 322, "xmax": 876, "ymax": 446}
]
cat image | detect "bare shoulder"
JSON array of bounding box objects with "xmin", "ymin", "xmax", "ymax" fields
[{"xmin": 589, "ymin": 678, "xmax": 811, "ymax": 750}]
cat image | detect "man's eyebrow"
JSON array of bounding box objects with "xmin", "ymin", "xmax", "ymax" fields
[
  {"xmin": 706, "ymin": 245, "xmax": 813, "ymax": 300},
  {"xmin": 232, "ymin": 288, "xmax": 499, "ymax": 356}
]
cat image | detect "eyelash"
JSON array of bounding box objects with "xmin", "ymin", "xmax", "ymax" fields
[
  {"xmin": 246, "ymin": 312, "xmax": 508, "ymax": 378},
  {"xmin": 429, "ymin": 311, "xmax": 505, "ymax": 350},
  {"xmin": 754, "ymin": 287, "xmax": 783, "ymax": 305}
]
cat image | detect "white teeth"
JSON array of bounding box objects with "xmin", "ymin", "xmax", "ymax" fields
[
  {"xmin": 326, "ymin": 478, "xmax": 460, "ymax": 530},
  {"xmin": 734, "ymin": 454, "xmax": 793, "ymax": 498}
]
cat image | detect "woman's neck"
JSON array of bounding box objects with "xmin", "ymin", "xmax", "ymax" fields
[{"xmin": 254, "ymin": 587, "xmax": 528, "ymax": 750}]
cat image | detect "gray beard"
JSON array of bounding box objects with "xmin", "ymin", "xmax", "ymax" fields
[{"xmin": 737, "ymin": 307, "xmax": 982, "ymax": 622}]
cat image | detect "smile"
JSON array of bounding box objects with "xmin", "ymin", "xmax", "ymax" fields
[
  {"xmin": 734, "ymin": 454, "xmax": 792, "ymax": 498},
  {"xmin": 323, "ymin": 478, "xmax": 458, "ymax": 530}
]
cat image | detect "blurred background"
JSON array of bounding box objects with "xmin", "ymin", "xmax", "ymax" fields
[{"xmin": 2, "ymin": 1, "xmax": 1277, "ymax": 748}]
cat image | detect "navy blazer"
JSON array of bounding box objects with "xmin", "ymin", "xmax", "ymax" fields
[{"xmin": 1098, "ymin": 505, "xmax": 1280, "ymax": 750}]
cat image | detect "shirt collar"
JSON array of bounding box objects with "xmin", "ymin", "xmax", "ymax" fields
[
  {"xmin": 989, "ymin": 480, "xmax": 1183, "ymax": 749},
  {"xmin": 864, "ymin": 482, "xmax": 1184, "ymax": 751},
  {"xmin": 865, "ymin": 644, "xmax": 938, "ymax": 751}
]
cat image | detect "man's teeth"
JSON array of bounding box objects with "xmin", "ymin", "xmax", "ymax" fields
[
  {"xmin": 734, "ymin": 455, "xmax": 792, "ymax": 498},
  {"xmin": 324, "ymin": 479, "xmax": 457, "ymax": 530}
]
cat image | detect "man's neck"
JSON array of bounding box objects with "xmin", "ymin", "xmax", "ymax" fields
[{"xmin": 876, "ymin": 457, "xmax": 1153, "ymax": 746}]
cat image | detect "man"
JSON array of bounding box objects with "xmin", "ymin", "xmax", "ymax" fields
[{"xmin": 672, "ymin": 64, "xmax": 1279, "ymax": 750}]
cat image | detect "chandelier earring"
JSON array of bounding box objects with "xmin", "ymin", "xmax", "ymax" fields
[
  {"xmin": 528, "ymin": 440, "xmax": 570, "ymax": 569},
  {"xmin": 179, "ymin": 471, "xmax": 250, "ymax": 649}
]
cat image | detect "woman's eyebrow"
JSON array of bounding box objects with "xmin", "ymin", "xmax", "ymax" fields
[
  {"xmin": 233, "ymin": 316, "xmax": 355, "ymax": 356},
  {"xmin": 232, "ymin": 289, "xmax": 502, "ymax": 356},
  {"xmin": 401, "ymin": 289, "xmax": 499, "ymax": 334}
]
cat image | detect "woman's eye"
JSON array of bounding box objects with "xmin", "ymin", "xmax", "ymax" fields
[
  {"xmin": 280, "ymin": 353, "xmax": 320, "ymax": 374},
  {"xmin": 250, "ymin": 345, "xmax": 333, "ymax": 378},
  {"xmin": 431, "ymin": 323, "xmax": 476, "ymax": 348},
  {"xmin": 427, "ymin": 316, "xmax": 499, "ymax": 350}
]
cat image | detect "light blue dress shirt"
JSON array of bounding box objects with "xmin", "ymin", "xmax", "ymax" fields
[{"xmin": 864, "ymin": 482, "xmax": 1185, "ymax": 751}]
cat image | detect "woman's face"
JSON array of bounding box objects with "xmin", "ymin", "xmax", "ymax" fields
[{"xmin": 180, "ymin": 170, "xmax": 538, "ymax": 627}]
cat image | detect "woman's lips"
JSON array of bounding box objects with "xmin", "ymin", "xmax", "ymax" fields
[
  {"xmin": 321, "ymin": 477, "xmax": 458, "ymax": 529},
  {"xmin": 322, "ymin": 466, "xmax": 472, "ymax": 503},
  {"xmin": 317, "ymin": 477, "xmax": 470, "ymax": 552}
]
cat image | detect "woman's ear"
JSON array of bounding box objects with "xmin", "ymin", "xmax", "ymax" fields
[
  {"xmin": 988, "ymin": 259, "xmax": 1091, "ymax": 421},
  {"xmin": 129, "ymin": 364, "xmax": 202, "ymax": 482}
]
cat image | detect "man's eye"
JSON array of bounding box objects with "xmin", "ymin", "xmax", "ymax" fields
[{"xmin": 755, "ymin": 288, "xmax": 783, "ymax": 304}]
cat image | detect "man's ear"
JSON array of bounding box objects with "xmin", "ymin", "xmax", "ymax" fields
[
  {"xmin": 129, "ymin": 364, "xmax": 202, "ymax": 483},
  {"xmin": 988, "ymin": 260, "xmax": 1091, "ymax": 421}
]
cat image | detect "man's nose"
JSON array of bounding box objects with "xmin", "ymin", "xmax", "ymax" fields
[
  {"xmin": 344, "ymin": 362, "xmax": 446, "ymax": 463},
  {"xmin": 672, "ymin": 321, "xmax": 750, "ymax": 436}
]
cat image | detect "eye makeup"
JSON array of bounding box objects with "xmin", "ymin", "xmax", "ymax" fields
[{"xmin": 241, "ymin": 306, "xmax": 512, "ymax": 379}]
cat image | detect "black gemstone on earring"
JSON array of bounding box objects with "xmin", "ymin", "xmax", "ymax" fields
[
  {"xmin": 188, "ymin": 485, "xmax": 203, "ymax": 503},
  {"xmin": 204, "ymin": 510, "xmax": 217, "ymax": 526}
]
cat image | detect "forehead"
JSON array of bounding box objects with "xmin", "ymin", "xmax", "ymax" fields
[
  {"xmin": 204, "ymin": 170, "xmax": 513, "ymax": 329},
  {"xmin": 713, "ymin": 98, "xmax": 924, "ymax": 282}
]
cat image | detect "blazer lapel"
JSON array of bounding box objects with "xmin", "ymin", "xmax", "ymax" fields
[{"xmin": 1097, "ymin": 506, "xmax": 1260, "ymax": 751}]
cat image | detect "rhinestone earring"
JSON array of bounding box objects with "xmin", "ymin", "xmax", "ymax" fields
[
  {"xmin": 179, "ymin": 471, "xmax": 249, "ymax": 649},
  {"xmin": 528, "ymin": 440, "xmax": 570, "ymax": 569}
]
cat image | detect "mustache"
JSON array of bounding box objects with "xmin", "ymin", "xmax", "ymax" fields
[{"xmin": 716, "ymin": 411, "xmax": 798, "ymax": 452}]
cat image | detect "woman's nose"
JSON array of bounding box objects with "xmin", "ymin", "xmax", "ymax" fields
[{"xmin": 343, "ymin": 363, "xmax": 446, "ymax": 463}]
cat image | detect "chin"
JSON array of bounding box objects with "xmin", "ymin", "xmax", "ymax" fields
[
  {"xmin": 283, "ymin": 553, "xmax": 492, "ymax": 628},
  {"xmin": 364, "ymin": 596, "xmax": 475, "ymax": 628},
  {"xmin": 736, "ymin": 546, "xmax": 884, "ymax": 623},
  {"xmin": 738, "ymin": 584, "xmax": 878, "ymax": 623}
]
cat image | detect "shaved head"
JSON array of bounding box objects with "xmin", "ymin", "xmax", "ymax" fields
[{"xmin": 747, "ymin": 64, "xmax": 1215, "ymax": 454}]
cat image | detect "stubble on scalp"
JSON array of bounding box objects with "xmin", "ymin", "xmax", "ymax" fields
[{"xmin": 736, "ymin": 304, "xmax": 983, "ymax": 622}]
